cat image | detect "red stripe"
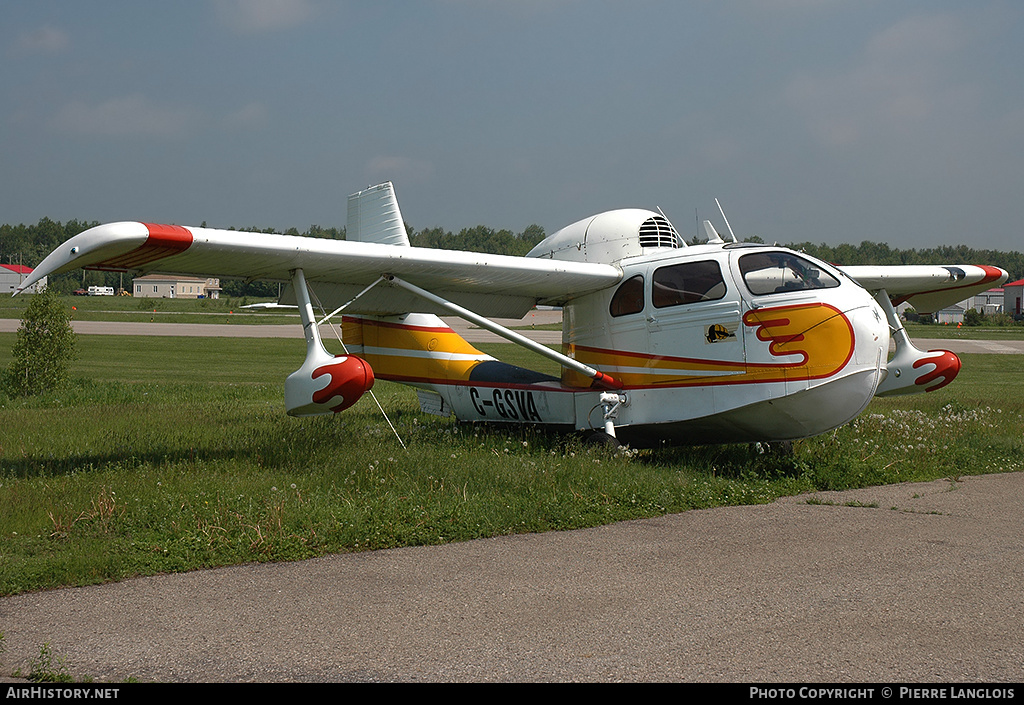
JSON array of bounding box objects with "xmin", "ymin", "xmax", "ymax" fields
[
  {"xmin": 90, "ymin": 223, "xmax": 193, "ymax": 270},
  {"xmin": 569, "ymin": 343, "xmax": 748, "ymax": 370},
  {"xmin": 375, "ymin": 373, "xmax": 577, "ymax": 391},
  {"xmin": 341, "ymin": 315, "xmax": 454, "ymax": 334}
]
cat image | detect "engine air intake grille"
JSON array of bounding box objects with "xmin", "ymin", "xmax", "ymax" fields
[{"xmin": 638, "ymin": 216, "xmax": 680, "ymax": 249}]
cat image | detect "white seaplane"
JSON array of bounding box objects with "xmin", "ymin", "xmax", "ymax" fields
[{"xmin": 17, "ymin": 183, "xmax": 1007, "ymax": 447}]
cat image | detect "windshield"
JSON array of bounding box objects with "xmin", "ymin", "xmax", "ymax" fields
[{"xmin": 738, "ymin": 252, "xmax": 840, "ymax": 296}]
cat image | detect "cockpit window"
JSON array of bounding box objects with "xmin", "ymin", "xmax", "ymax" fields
[
  {"xmin": 739, "ymin": 252, "xmax": 840, "ymax": 296},
  {"xmin": 652, "ymin": 261, "xmax": 727, "ymax": 308},
  {"xmin": 609, "ymin": 274, "xmax": 645, "ymax": 317}
]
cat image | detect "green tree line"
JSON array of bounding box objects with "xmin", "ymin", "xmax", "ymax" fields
[
  {"xmin": 3, "ymin": 217, "xmax": 1021, "ymax": 298},
  {"xmin": 789, "ymin": 239, "xmax": 1024, "ymax": 281}
]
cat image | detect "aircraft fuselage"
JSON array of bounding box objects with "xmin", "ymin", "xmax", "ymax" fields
[{"xmin": 371, "ymin": 240, "xmax": 891, "ymax": 445}]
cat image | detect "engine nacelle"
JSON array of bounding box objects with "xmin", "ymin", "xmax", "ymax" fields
[
  {"xmin": 526, "ymin": 208, "xmax": 682, "ymax": 265},
  {"xmin": 285, "ymin": 352, "xmax": 374, "ymax": 416}
]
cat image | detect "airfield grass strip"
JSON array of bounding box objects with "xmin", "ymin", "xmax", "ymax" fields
[{"xmin": 1, "ymin": 332, "xmax": 1023, "ymax": 595}]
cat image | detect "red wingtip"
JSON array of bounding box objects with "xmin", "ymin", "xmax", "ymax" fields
[{"xmin": 91, "ymin": 223, "xmax": 194, "ymax": 270}]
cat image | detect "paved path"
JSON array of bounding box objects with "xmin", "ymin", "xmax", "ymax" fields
[
  {"xmin": 1, "ymin": 472, "xmax": 1022, "ymax": 683},
  {"xmin": 3, "ymin": 314, "xmax": 1022, "ymax": 351},
  {"xmin": 0, "ymin": 312, "xmax": 564, "ymax": 345}
]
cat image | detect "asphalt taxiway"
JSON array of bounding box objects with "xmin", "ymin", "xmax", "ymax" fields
[
  {"xmin": 3, "ymin": 313, "xmax": 1023, "ymax": 352},
  {"xmin": 0, "ymin": 472, "xmax": 1021, "ymax": 682}
]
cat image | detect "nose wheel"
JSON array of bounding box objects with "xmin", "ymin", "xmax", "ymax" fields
[
  {"xmin": 581, "ymin": 429, "xmax": 622, "ymax": 448},
  {"xmin": 751, "ymin": 440, "xmax": 794, "ymax": 457}
]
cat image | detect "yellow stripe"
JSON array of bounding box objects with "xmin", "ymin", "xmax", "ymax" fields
[{"xmin": 343, "ymin": 318, "xmax": 490, "ymax": 382}]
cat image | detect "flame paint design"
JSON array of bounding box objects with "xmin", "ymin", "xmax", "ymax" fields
[
  {"xmin": 914, "ymin": 350, "xmax": 961, "ymax": 392},
  {"xmin": 742, "ymin": 303, "xmax": 855, "ymax": 380},
  {"xmin": 563, "ymin": 303, "xmax": 858, "ymax": 389},
  {"xmin": 311, "ymin": 356, "xmax": 374, "ymax": 412}
]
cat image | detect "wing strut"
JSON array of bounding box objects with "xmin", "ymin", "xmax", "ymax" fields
[
  {"xmin": 383, "ymin": 274, "xmax": 622, "ymax": 390},
  {"xmin": 288, "ymin": 268, "xmax": 406, "ymax": 447},
  {"xmin": 315, "ymin": 275, "xmax": 387, "ymax": 328}
]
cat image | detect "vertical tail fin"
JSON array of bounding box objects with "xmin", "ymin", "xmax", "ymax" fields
[{"xmin": 346, "ymin": 182, "xmax": 410, "ymax": 247}]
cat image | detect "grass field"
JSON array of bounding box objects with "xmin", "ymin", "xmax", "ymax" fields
[
  {"xmin": 0, "ymin": 293, "xmax": 291, "ymax": 326},
  {"xmin": 902, "ymin": 321, "xmax": 1024, "ymax": 340},
  {"xmin": 1, "ymin": 327, "xmax": 1023, "ymax": 597}
]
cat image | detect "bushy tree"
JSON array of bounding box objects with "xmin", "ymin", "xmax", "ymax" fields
[{"xmin": 2, "ymin": 288, "xmax": 77, "ymax": 397}]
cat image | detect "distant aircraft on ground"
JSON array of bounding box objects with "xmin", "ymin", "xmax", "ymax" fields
[{"xmin": 17, "ymin": 182, "xmax": 1007, "ymax": 447}]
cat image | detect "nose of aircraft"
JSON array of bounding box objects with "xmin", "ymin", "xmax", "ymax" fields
[
  {"xmin": 861, "ymin": 294, "xmax": 891, "ymax": 363},
  {"xmin": 787, "ymin": 286, "xmax": 891, "ymax": 438},
  {"xmin": 846, "ymin": 290, "xmax": 891, "ymax": 389}
]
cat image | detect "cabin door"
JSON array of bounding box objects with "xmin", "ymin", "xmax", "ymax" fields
[{"xmin": 644, "ymin": 258, "xmax": 746, "ymax": 385}]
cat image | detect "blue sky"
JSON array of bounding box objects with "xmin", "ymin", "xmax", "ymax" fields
[{"xmin": 2, "ymin": 1, "xmax": 1022, "ymax": 251}]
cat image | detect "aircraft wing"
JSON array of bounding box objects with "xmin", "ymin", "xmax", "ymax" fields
[
  {"xmin": 17, "ymin": 221, "xmax": 622, "ymax": 318},
  {"xmin": 838, "ymin": 264, "xmax": 1008, "ymax": 313}
]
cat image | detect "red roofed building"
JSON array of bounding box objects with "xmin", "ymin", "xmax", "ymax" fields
[
  {"xmin": 1, "ymin": 264, "xmax": 46, "ymax": 294},
  {"xmin": 1004, "ymin": 279, "xmax": 1024, "ymax": 318}
]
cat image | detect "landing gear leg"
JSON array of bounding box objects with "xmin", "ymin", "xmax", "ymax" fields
[
  {"xmin": 581, "ymin": 392, "xmax": 628, "ymax": 448},
  {"xmin": 599, "ymin": 392, "xmax": 627, "ymax": 438}
]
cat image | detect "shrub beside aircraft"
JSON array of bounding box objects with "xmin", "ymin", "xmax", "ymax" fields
[{"xmin": 17, "ymin": 183, "xmax": 1007, "ymax": 447}]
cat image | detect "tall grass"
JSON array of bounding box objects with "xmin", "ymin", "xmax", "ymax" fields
[{"xmin": 1, "ymin": 332, "xmax": 1022, "ymax": 595}]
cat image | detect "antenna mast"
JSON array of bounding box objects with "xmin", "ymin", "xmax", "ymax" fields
[
  {"xmin": 715, "ymin": 198, "xmax": 738, "ymax": 242},
  {"xmin": 656, "ymin": 206, "xmax": 687, "ymax": 247}
]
